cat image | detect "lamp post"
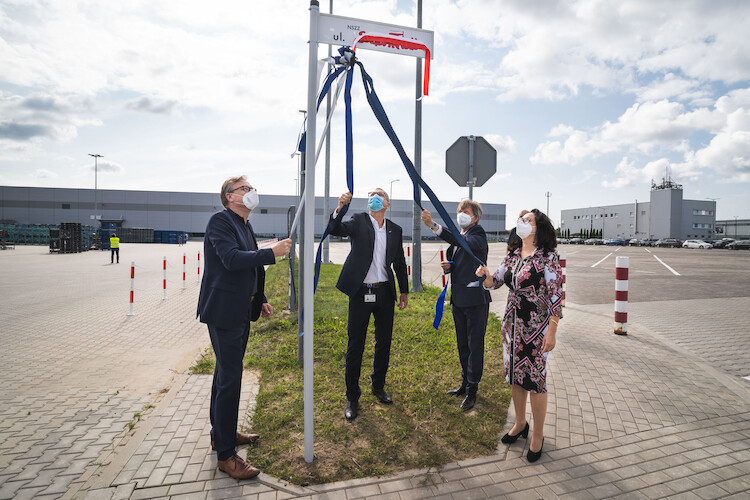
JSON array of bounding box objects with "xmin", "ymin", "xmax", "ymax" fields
[
  {"xmin": 389, "ymin": 178, "xmax": 400, "ymax": 219},
  {"xmin": 705, "ymin": 198, "xmax": 719, "ymax": 239},
  {"xmin": 88, "ymin": 154, "xmax": 103, "ymax": 218}
]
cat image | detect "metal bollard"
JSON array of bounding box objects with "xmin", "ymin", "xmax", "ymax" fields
[
  {"xmin": 127, "ymin": 262, "xmax": 135, "ymax": 316},
  {"xmin": 614, "ymin": 256, "xmax": 628, "ymax": 335},
  {"xmin": 559, "ymin": 251, "xmax": 567, "ymax": 307},
  {"xmin": 162, "ymin": 256, "xmax": 167, "ymax": 300}
]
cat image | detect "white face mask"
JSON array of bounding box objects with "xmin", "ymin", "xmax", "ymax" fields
[
  {"xmin": 516, "ymin": 218, "xmax": 533, "ymax": 239},
  {"xmin": 242, "ymin": 189, "xmax": 259, "ymax": 210},
  {"xmin": 457, "ymin": 212, "xmax": 473, "ymax": 229}
]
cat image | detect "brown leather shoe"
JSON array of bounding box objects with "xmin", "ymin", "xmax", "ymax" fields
[
  {"xmin": 236, "ymin": 431, "xmax": 260, "ymax": 445},
  {"xmin": 211, "ymin": 432, "xmax": 260, "ymax": 450},
  {"xmin": 217, "ymin": 455, "xmax": 260, "ymax": 479}
]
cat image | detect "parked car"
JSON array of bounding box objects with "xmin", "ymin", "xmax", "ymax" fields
[
  {"xmin": 654, "ymin": 238, "xmax": 681, "ymax": 248},
  {"xmin": 558, "ymin": 238, "xmax": 570, "ymax": 244},
  {"xmin": 682, "ymin": 239, "xmax": 712, "ymax": 249},
  {"xmin": 628, "ymin": 238, "xmax": 639, "ymax": 246},
  {"xmin": 604, "ymin": 238, "xmax": 628, "ymax": 245},
  {"xmin": 713, "ymin": 238, "xmax": 736, "ymax": 248},
  {"xmin": 569, "ymin": 238, "xmax": 585, "ymax": 244},
  {"xmin": 727, "ymin": 240, "xmax": 750, "ymax": 250},
  {"xmin": 641, "ymin": 238, "xmax": 659, "ymax": 246},
  {"xmin": 584, "ymin": 238, "xmax": 603, "ymax": 245}
]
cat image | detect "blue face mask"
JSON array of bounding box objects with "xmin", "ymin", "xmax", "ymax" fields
[{"xmin": 368, "ymin": 194, "xmax": 384, "ymax": 212}]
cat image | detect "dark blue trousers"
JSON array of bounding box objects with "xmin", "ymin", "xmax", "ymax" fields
[
  {"xmin": 345, "ymin": 285, "xmax": 395, "ymax": 402},
  {"xmin": 208, "ymin": 321, "xmax": 250, "ymax": 461},
  {"xmin": 452, "ymin": 303, "xmax": 489, "ymax": 396}
]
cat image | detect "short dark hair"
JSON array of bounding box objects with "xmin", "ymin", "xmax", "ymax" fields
[{"xmin": 531, "ymin": 208, "xmax": 557, "ymax": 253}]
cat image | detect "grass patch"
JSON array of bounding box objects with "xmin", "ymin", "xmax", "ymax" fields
[
  {"xmin": 189, "ymin": 347, "xmax": 215, "ymax": 374},
  {"xmin": 245, "ymin": 258, "xmax": 510, "ymax": 485}
]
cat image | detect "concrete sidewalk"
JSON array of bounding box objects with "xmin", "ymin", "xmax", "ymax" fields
[{"xmin": 2, "ymin": 244, "xmax": 750, "ymax": 499}]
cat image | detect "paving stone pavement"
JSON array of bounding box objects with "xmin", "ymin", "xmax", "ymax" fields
[{"xmin": 3, "ymin": 243, "xmax": 750, "ymax": 499}]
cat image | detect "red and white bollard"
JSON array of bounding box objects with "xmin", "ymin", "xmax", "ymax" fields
[
  {"xmin": 559, "ymin": 251, "xmax": 567, "ymax": 307},
  {"xmin": 406, "ymin": 245, "xmax": 412, "ymax": 280},
  {"xmin": 440, "ymin": 247, "xmax": 446, "ymax": 287},
  {"xmin": 127, "ymin": 261, "xmax": 135, "ymax": 316},
  {"xmin": 197, "ymin": 251, "xmax": 201, "ymax": 279},
  {"xmin": 614, "ymin": 256, "xmax": 628, "ymax": 335},
  {"xmin": 162, "ymin": 256, "xmax": 168, "ymax": 301},
  {"xmin": 182, "ymin": 252, "xmax": 186, "ymax": 290}
]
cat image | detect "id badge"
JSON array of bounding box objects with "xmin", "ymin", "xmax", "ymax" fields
[{"xmin": 364, "ymin": 293, "xmax": 376, "ymax": 303}]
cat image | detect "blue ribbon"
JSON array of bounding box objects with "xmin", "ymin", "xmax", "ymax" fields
[{"xmin": 308, "ymin": 48, "xmax": 486, "ymax": 316}]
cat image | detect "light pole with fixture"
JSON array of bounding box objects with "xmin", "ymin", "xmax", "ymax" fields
[
  {"xmin": 389, "ymin": 179, "xmax": 400, "ymax": 220},
  {"xmin": 88, "ymin": 153, "xmax": 103, "ymax": 218}
]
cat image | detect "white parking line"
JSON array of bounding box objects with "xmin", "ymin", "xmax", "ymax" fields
[
  {"xmin": 644, "ymin": 248, "xmax": 651, "ymax": 253},
  {"xmin": 634, "ymin": 270, "xmax": 657, "ymax": 274},
  {"xmin": 591, "ymin": 253, "xmax": 613, "ymax": 268},
  {"xmin": 653, "ymin": 255, "xmax": 681, "ymax": 276}
]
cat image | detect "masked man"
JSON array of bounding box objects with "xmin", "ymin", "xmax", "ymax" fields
[
  {"xmin": 197, "ymin": 176, "xmax": 291, "ymax": 479},
  {"xmin": 329, "ymin": 189, "xmax": 409, "ymax": 421},
  {"xmin": 421, "ymin": 201, "xmax": 490, "ymax": 411}
]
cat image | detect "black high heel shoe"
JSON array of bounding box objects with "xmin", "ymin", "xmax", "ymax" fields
[
  {"xmin": 527, "ymin": 438, "xmax": 544, "ymax": 462},
  {"xmin": 500, "ymin": 422, "xmax": 529, "ymax": 444}
]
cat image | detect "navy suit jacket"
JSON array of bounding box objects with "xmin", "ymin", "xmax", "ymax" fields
[
  {"xmin": 440, "ymin": 223, "xmax": 491, "ymax": 308},
  {"xmin": 329, "ymin": 211, "xmax": 409, "ymax": 300},
  {"xmin": 197, "ymin": 209, "xmax": 276, "ymax": 330}
]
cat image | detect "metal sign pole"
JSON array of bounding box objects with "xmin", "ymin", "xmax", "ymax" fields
[
  {"xmin": 303, "ymin": 0, "xmax": 319, "ymax": 464},
  {"xmin": 411, "ymin": 0, "xmax": 423, "ymax": 293},
  {"xmin": 468, "ymin": 135, "xmax": 475, "ymax": 200}
]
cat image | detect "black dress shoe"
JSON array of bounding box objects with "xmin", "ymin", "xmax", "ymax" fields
[
  {"xmin": 460, "ymin": 393, "xmax": 476, "ymax": 411},
  {"xmin": 501, "ymin": 422, "xmax": 529, "ymax": 444},
  {"xmin": 446, "ymin": 384, "xmax": 467, "ymax": 396},
  {"xmin": 372, "ymin": 388, "xmax": 393, "ymax": 405},
  {"xmin": 345, "ymin": 402, "xmax": 358, "ymax": 421},
  {"xmin": 527, "ymin": 438, "xmax": 544, "ymax": 463}
]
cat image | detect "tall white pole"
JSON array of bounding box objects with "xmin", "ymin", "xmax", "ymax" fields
[{"xmin": 303, "ymin": 0, "xmax": 319, "ymax": 464}]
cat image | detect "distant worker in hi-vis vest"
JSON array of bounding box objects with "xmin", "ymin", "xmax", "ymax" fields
[{"xmin": 110, "ymin": 234, "xmax": 120, "ymax": 264}]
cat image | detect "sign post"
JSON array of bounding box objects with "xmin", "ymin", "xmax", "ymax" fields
[
  {"xmin": 303, "ymin": 0, "xmax": 319, "ymax": 464},
  {"xmin": 302, "ymin": 2, "xmax": 434, "ymax": 463}
]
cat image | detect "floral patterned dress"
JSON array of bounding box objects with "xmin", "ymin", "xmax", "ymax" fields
[{"xmin": 489, "ymin": 247, "xmax": 563, "ymax": 393}]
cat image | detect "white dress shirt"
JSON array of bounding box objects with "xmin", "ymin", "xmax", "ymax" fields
[
  {"xmin": 364, "ymin": 214, "xmax": 388, "ymax": 284},
  {"xmin": 332, "ymin": 208, "xmax": 389, "ymax": 284}
]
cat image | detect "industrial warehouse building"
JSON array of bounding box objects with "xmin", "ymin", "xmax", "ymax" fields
[
  {"xmin": 0, "ymin": 185, "xmax": 507, "ymax": 241},
  {"xmin": 560, "ymin": 179, "xmax": 719, "ymax": 241}
]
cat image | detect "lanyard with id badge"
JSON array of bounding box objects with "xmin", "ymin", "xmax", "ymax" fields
[{"xmin": 364, "ymin": 284, "xmax": 377, "ymax": 303}]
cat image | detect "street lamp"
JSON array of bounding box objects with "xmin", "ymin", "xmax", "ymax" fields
[
  {"xmin": 88, "ymin": 153, "xmax": 103, "ymax": 217},
  {"xmin": 389, "ymin": 179, "xmax": 400, "ymax": 219}
]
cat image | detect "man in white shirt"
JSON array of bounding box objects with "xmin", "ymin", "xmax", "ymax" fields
[{"xmin": 329, "ymin": 189, "xmax": 409, "ymax": 421}]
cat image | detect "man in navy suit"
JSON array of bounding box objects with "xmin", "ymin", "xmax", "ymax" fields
[
  {"xmin": 422, "ymin": 200, "xmax": 490, "ymax": 411},
  {"xmin": 329, "ymin": 189, "xmax": 409, "ymax": 422},
  {"xmin": 197, "ymin": 176, "xmax": 291, "ymax": 479}
]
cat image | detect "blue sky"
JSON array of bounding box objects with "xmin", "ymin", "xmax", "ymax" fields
[{"xmin": 1, "ymin": 0, "xmax": 749, "ymax": 228}]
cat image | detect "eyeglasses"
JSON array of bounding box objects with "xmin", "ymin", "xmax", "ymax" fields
[{"xmin": 231, "ymin": 186, "xmax": 254, "ymax": 193}]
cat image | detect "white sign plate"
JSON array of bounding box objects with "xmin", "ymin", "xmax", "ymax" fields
[{"xmin": 318, "ymin": 13, "xmax": 434, "ymax": 59}]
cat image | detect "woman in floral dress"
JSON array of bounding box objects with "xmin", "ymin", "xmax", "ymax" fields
[{"xmin": 476, "ymin": 209, "xmax": 563, "ymax": 462}]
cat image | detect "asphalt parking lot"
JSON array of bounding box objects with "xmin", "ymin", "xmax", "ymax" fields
[{"xmin": 554, "ymin": 244, "xmax": 750, "ymax": 305}]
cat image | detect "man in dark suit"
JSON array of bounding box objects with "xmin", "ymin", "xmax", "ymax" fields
[
  {"xmin": 329, "ymin": 189, "xmax": 409, "ymax": 422},
  {"xmin": 421, "ymin": 201, "xmax": 490, "ymax": 411},
  {"xmin": 197, "ymin": 176, "xmax": 291, "ymax": 479}
]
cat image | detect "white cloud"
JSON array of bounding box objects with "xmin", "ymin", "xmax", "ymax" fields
[
  {"xmin": 34, "ymin": 168, "xmax": 57, "ymax": 179},
  {"xmin": 531, "ymin": 93, "xmax": 746, "ymax": 170},
  {"xmin": 483, "ymin": 133, "xmax": 515, "ymax": 157},
  {"xmin": 84, "ymin": 159, "xmax": 124, "ymax": 174}
]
